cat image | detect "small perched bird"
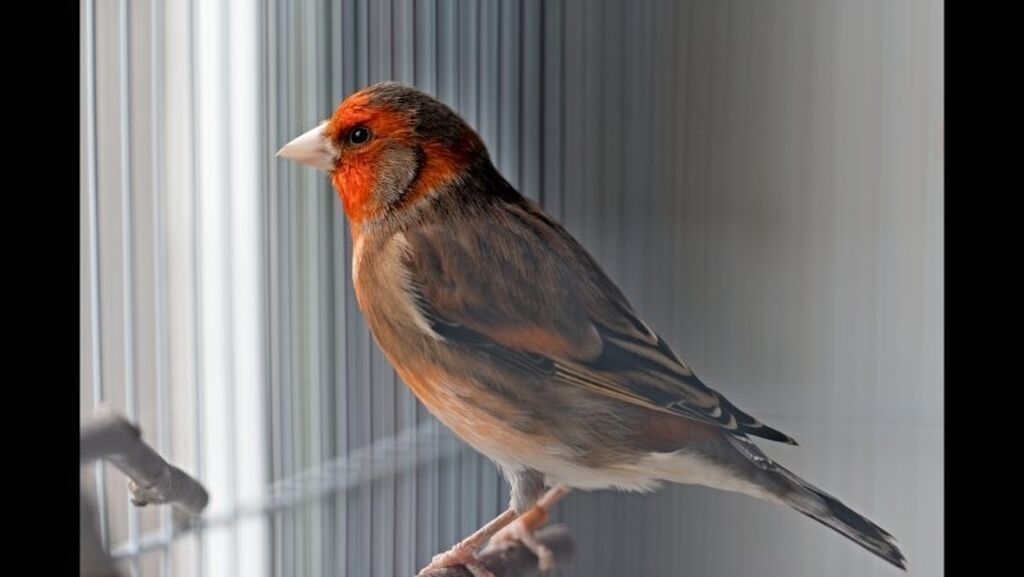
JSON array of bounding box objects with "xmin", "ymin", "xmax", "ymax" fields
[{"xmin": 278, "ymin": 82, "xmax": 906, "ymax": 576}]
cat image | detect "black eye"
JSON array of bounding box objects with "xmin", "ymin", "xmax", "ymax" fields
[{"xmin": 349, "ymin": 126, "xmax": 371, "ymax": 145}]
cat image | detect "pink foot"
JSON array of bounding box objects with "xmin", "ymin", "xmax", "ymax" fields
[
  {"xmin": 416, "ymin": 543, "xmax": 494, "ymax": 577},
  {"xmin": 483, "ymin": 517, "xmax": 555, "ymax": 572}
]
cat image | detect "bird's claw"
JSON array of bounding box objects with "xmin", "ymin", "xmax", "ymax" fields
[
  {"xmin": 483, "ymin": 517, "xmax": 556, "ymax": 572},
  {"xmin": 416, "ymin": 543, "xmax": 495, "ymax": 577}
]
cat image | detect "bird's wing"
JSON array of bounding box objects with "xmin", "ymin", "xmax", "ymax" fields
[{"xmin": 402, "ymin": 195, "xmax": 796, "ymax": 445}]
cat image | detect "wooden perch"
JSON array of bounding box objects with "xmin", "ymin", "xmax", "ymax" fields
[
  {"xmin": 419, "ymin": 525, "xmax": 574, "ymax": 577},
  {"xmin": 81, "ymin": 408, "xmax": 209, "ymax": 515}
]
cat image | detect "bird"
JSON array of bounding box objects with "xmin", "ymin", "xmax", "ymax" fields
[{"xmin": 277, "ymin": 81, "xmax": 906, "ymax": 576}]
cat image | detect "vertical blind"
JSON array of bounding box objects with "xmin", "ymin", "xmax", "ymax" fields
[{"xmin": 80, "ymin": 1, "xmax": 943, "ymax": 576}]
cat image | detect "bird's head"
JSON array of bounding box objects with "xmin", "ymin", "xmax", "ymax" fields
[{"xmin": 277, "ymin": 82, "xmax": 488, "ymax": 224}]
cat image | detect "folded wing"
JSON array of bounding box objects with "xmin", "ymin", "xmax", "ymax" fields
[{"xmin": 402, "ymin": 193, "xmax": 796, "ymax": 445}]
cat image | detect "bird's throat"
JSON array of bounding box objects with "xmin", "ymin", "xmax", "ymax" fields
[{"xmin": 333, "ymin": 161, "xmax": 378, "ymax": 223}]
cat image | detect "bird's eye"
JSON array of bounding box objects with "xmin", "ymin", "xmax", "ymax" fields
[{"xmin": 349, "ymin": 126, "xmax": 371, "ymax": 145}]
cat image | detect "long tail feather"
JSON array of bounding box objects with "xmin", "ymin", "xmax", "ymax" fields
[
  {"xmin": 776, "ymin": 465, "xmax": 907, "ymax": 570},
  {"xmin": 723, "ymin": 434, "xmax": 906, "ymax": 570}
]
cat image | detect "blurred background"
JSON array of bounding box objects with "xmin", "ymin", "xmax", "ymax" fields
[{"xmin": 79, "ymin": 0, "xmax": 943, "ymax": 576}]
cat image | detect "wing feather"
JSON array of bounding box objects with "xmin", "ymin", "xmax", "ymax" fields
[{"xmin": 403, "ymin": 191, "xmax": 796, "ymax": 445}]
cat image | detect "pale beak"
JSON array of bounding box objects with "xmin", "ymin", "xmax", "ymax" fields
[{"xmin": 276, "ymin": 121, "xmax": 336, "ymax": 172}]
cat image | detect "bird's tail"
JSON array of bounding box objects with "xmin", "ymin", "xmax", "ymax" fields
[
  {"xmin": 775, "ymin": 464, "xmax": 906, "ymax": 570},
  {"xmin": 720, "ymin": 434, "xmax": 906, "ymax": 570}
]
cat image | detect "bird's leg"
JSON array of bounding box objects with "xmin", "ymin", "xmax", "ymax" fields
[
  {"xmin": 483, "ymin": 485, "xmax": 572, "ymax": 571},
  {"xmin": 416, "ymin": 507, "xmax": 518, "ymax": 577}
]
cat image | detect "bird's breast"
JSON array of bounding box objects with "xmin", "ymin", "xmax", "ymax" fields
[
  {"xmin": 351, "ymin": 230, "xmax": 559, "ymax": 467},
  {"xmin": 352, "ymin": 230, "xmax": 440, "ymax": 341},
  {"xmin": 394, "ymin": 361, "xmax": 553, "ymax": 467}
]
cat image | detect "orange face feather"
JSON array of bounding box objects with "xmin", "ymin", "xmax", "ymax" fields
[
  {"xmin": 323, "ymin": 87, "xmax": 484, "ymax": 225},
  {"xmin": 325, "ymin": 92, "xmax": 413, "ymax": 222},
  {"xmin": 399, "ymin": 133, "xmax": 482, "ymax": 209}
]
